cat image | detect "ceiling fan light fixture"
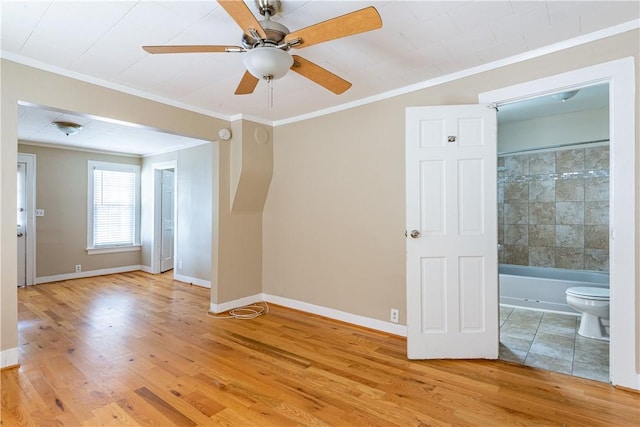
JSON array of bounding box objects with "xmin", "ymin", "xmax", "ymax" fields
[
  {"xmin": 243, "ymin": 47, "xmax": 293, "ymax": 81},
  {"xmin": 52, "ymin": 121, "xmax": 83, "ymax": 136}
]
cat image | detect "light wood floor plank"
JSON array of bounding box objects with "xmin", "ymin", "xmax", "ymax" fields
[{"xmin": 2, "ymin": 271, "xmax": 639, "ymax": 426}]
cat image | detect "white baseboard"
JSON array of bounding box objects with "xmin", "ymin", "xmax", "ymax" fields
[
  {"xmin": 209, "ymin": 294, "xmax": 263, "ymax": 314},
  {"xmin": 210, "ymin": 293, "xmax": 407, "ymax": 337},
  {"xmin": 264, "ymin": 294, "xmax": 407, "ymax": 337},
  {"xmin": 35, "ymin": 268, "xmax": 404, "ymax": 337},
  {"xmin": 35, "ymin": 265, "xmax": 143, "ymax": 284},
  {"xmin": 34, "ymin": 266, "xmax": 211, "ymax": 289},
  {"xmin": 139, "ymin": 265, "xmax": 154, "ymax": 274},
  {"xmin": 1, "ymin": 347, "xmax": 19, "ymax": 369},
  {"xmin": 173, "ymin": 273, "xmax": 211, "ymax": 289}
]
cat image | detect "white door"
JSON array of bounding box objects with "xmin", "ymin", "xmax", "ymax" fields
[
  {"xmin": 406, "ymin": 105, "xmax": 498, "ymax": 359},
  {"xmin": 160, "ymin": 169, "xmax": 175, "ymax": 272},
  {"xmin": 17, "ymin": 162, "xmax": 27, "ymax": 286}
]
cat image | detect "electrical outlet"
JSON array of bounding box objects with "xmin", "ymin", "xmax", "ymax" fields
[
  {"xmin": 178, "ymin": 261, "xmax": 183, "ymax": 270},
  {"xmin": 75, "ymin": 264, "xmax": 81, "ymax": 273},
  {"xmin": 390, "ymin": 308, "xmax": 399, "ymax": 324}
]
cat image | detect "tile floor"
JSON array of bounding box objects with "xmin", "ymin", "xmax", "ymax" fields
[{"xmin": 499, "ymin": 305, "xmax": 609, "ymax": 382}]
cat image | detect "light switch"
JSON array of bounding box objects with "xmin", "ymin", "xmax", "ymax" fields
[{"xmin": 35, "ymin": 209, "xmax": 45, "ymax": 217}]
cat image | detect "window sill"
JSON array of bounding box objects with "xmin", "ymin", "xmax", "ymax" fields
[{"xmin": 86, "ymin": 245, "xmax": 141, "ymax": 255}]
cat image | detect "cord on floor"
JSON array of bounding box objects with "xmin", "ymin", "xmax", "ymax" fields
[{"xmin": 207, "ymin": 302, "xmax": 269, "ymax": 320}]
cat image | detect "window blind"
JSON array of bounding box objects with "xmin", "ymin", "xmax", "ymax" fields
[{"xmin": 92, "ymin": 168, "xmax": 136, "ymax": 246}]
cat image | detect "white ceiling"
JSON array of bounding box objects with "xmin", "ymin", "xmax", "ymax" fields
[
  {"xmin": 17, "ymin": 102, "xmax": 210, "ymax": 156},
  {"xmin": 497, "ymin": 82, "xmax": 610, "ymax": 123},
  {"xmin": 2, "ymin": 1, "xmax": 638, "ymax": 155}
]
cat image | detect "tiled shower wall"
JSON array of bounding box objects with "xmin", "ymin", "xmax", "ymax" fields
[{"xmin": 497, "ymin": 144, "xmax": 609, "ymax": 271}]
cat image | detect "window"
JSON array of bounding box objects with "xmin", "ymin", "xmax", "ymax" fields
[{"xmin": 87, "ymin": 161, "xmax": 140, "ymax": 254}]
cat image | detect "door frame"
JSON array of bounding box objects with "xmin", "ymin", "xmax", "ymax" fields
[
  {"xmin": 151, "ymin": 161, "xmax": 177, "ymax": 275},
  {"xmin": 17, "ymin": 153, "xmax": 36, "ymax": 286},
  {"xmin": 479, "ymin": 57, "xmax": 637, "ymax": 390}
]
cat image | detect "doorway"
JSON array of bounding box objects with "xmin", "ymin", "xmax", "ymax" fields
[
  {"xmin": 152, "ymin": 161, "xmax": 178, "ymax": 275},
  {"xmin": 17, "ymin": 153, "xmax": 36, "ymax": 287},
  {"xmin": 495, "ymin": 83, "xmax": 610, "ymax": 382},
  {"xmin": 479, "ymin": 57, "xmax": 637, "ymax": 389},
  {"xmin": 160, "ymin": 169, "xmax": 175, "ymax": 272}
]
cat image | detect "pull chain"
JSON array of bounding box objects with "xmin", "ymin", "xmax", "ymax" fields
[{"xmin": 267, "ymin": 77, "xmax": 274, "ymax": 108}]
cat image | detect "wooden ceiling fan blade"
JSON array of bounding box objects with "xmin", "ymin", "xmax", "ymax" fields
[
  {"xmin": 143, "ymin": 45, "xmax": 241, "ymax": 54},
  {"xmin": 285, "ymin": 6, "xmax": 382, "ymax": 48},
  {"xmin": 290, "ymin": 55, "xmax": 351, "ymax": 95},
  {"xmin": 235, "ymin": 70, "xmax": 260, "ymax": 95},
  {"xmin": 218, "ymin": 0, "xmax": 267, "ymax": 39}
]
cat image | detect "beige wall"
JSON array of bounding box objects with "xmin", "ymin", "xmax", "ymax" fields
[
  {"xmin": 18, "ymin": 144, "xmax": 142, "ymax": 277},
  {"xmin": 1, "ymin": 60, "xmax": 264, "ymax": 360},
  {"xmin": 141, "ymin": 143, "xmax": 213, "ymax": 281},
  {"xmin": 264, "ymin": 107, "xmax": 405, "ymax": 320},
  {"xmin": 499, "ymin": 107, "xmax": 609, "ymax": 153},
  {"xmin": 263, "ymin": 31, "xmax": 639, "ymax": 328},
  {"xmin": 230, "ymin": 120, "xmax": 274, "ymax": 212},
  {"xmin": 210, "ymin": 119, "xmax": 273, "ymax": 306},
  {"xmin": 214, "ymin": 139, "xmax": 263, "ymax": 305}
]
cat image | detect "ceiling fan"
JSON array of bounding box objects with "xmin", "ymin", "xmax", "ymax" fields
[{"xmin": 142, "ymin": 0, "xmax": 382, "ymax": 95}]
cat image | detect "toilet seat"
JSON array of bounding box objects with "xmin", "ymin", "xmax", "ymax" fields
[{"xmin": 566, "ymin": 286, "xmax": 609, "ymax": 300}]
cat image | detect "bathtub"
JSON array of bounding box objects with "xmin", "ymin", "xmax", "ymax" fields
[{"xmin": 499, "ymin": 264, "xmax": 609, "ymax": 314}]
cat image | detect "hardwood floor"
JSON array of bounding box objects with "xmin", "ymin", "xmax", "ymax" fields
[{"xmin": 2, "ymin": 271, "xmax": 638, "ymax": 426}]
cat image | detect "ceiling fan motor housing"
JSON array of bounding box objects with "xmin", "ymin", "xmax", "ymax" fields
[
  {"xmin": 242, "ymin": 19, "xmax": 290, "ymax": 49},
  {"xmin": 255, "ymin": 0, "xmax": 281, "ymax": 17}
]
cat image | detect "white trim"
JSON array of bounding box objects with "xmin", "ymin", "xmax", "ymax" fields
[
  {"xmin": 173, "ymin": 273, "xmax": 211, "ymax": 289},
  {"xmin": 139, "ymin": 265, "xmax": 153, "ymax": 274},
  {"xmin": 87, "ymin": 160, "xmax": 141, "ymax": 250},
  {"xmin": 209, "ymin": 293, "xmax": 408, "ymax": 337},
  {"xmin": 17, "ymin": 153, "xmax": 36, "ymax": 286},
  {"xmin": 3, "ymin": 21, "xmax": 637, "ymax": 127},
  {"xmin": 152, "ymin": 161, "xmax": 178, "ymax": 171},
  {"xmin": 227, "ymin": 113, "xmax": 273, "ymax": 127},
  {"xmin": 479, "ymin": 57, "xmax": 638, "ymax": 391},
  {"xmin": 274, "ymin": 20, "xmax": 639, "ymax": 127},
  {"xmin": 1, "ymin": 51, "xmax": 232, "ymax": 122},
  {"xmin": 141, "ymin": 139, "xmax": 210, "ymax": 158},
  {"xmin": 19, "ymin": 140, "xmax": 142, "ymax": 158},
  {"xmin": 1, "ymin": 347, "xmax": 19, "ymax": 369},
  {"xmin": 35, "ymin": 265, "xmax": 142, "ymax": 284},
  {"xmin": 264, "ymin": 294, "xmax": 408, "ymax": 337},
  {"xmin": 87, "ymin": 245, "xmax": 141, "ymax": 255},
  {"xmin": 209, "ymin": 294, "xmax": 263, "ymax": 313}
]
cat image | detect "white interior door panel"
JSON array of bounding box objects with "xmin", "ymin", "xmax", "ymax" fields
[{"xmin": 406, "ymin": 105, "xmax": 498, "ymax": 359}]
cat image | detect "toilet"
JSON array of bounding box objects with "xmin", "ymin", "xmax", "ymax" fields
[{"xmin": 565, "ymin": 287, "xmax": 610, "ymax": 341}]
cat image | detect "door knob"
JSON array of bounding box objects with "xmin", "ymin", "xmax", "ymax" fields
[
  {"xmin": 17, "ymin": 232, "xmax": 24, "ymax": 237},
  {"xmin": 410, "ymin": 230, "xmax": 421, "ymax": 238}
]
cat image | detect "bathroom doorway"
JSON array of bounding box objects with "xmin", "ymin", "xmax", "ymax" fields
[
  {"xmin": 494, "ymin": 83, "xmax": 610, "ymax": 382},
  {"xmin": 480, "ymin": 58, "xmax": 640, "ymax": 390}
]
